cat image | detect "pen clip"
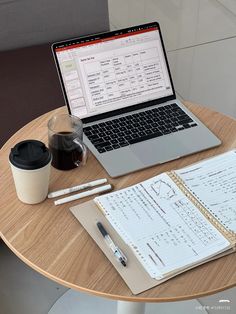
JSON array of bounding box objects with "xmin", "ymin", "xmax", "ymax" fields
[{"xmin": 115, "ymin": 247, "xmax": 128, "ymax": 263}]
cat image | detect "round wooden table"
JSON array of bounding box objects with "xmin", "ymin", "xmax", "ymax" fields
[{"xmin": 0, "ymin": 102, "xmax": 236, "ymax": 313}]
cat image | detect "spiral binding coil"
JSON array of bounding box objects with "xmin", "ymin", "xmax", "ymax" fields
[{"xmin": 167, "ymin": 171, "xmax": 236, "ymax": 245}]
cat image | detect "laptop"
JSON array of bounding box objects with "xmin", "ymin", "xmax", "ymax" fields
[{"xmin": 52, "ymin": 22, "xmax": 221, "ymax": 177}]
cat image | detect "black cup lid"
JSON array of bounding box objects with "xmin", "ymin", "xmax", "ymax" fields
[{"xmin": 9, "ymin": 140, "xmax": 51, "ymax": 170}]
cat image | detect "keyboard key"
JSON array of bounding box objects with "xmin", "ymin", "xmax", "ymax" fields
[
  {"xmin": 117, "ymin": 137, "xmax": 125, "ymax": 143},
  {"xmin": 92, "ymin": 125, "xmax": 99, "ymax": 129},
  {"xmin": 153, "ymin": 117, "xmax": 161, "ymax": 122},
  {"xmin": 138, "ymin": 131, "xmax": 146, "ymax": 137},
  {"xmin": 120, "ymin": 142, "xmax": 129, "ymax": 147},
  {"xmin": 165, "ymin": 124, "xmax": 172, "ymax": 129},
  {"xmin": 178, "ymin": 117, "xmax": 193, "ymax": 124},
  {"xmin": 93, "ymin": 138, "xmax": 104, "ymax": 145},
  {"xmin": 105, "ymin": 146, "xmax": 113, "ymax": 151},
  {"xmin": 84, "ymin": 130, "xmax": 92, "ymax": 136},
  {"xmin": 124, "ymin": 135, "xmax": 132, "ymax": 140},
  {"xmin": 112, "ymin": 144, "xmax": 120, "ymax": 149},
  {"xmin": 111, "ymin": 139, "xmax": 118, "ymax": 144},
  {"xmin": 89, "ymin": 134, "xmax": 99, "ymax": 140},
  {"xmin": 96, "ymin": 141, "xmax": 111, "ymax": 148},
  {"xmin": 124, "ymin": 130, "xmax": 132, "ymax": 135},
  {"xmin": 117, "ymin": 132, "xmax": 125, "ymax": 137},
  {"xmin": 163, "ymin": 130, "xmax": 171, "ymax": 134},
  {"xmin": 97, "ymin": 132, "xmax": 106, "ymax": 138},
  {"xmin": 106, "ymin": 130, "xmax": 113, "ymax": 135},
  {"xmin": 111, "ymin": 134, "xmax": 118, "ymax": 139},
  {"xmin": 97, "ymin": 148, "xmax": 106, "ymax": 153},
  {"xmin": 183, "ymin": 124, "xmax": 191, "ymax": 128}
]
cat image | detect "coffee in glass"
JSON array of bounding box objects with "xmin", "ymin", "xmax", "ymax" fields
[{"xmin": 48, "ymin": 114, "xmax": 87, "ymax": 170}]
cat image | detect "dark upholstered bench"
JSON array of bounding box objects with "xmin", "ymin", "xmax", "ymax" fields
[{"xmin": 0, "ymin": 44, "xmax": 67, "ymax": 148}]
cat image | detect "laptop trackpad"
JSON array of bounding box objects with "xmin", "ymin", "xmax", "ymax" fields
[{"xmin": 130, "ymin": 138, "xmax": 184, "ymax": 165}]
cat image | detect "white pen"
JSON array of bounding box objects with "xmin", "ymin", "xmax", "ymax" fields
[
  {"xmin": 54, "ymin": 184, "xmax": 113, "ymax": 205},
  {"xmin": 48, "ymin": 178, "xmax": 108, "ymax": 198}
]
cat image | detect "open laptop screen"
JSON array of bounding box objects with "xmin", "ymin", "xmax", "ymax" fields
[{"xmin": 53, "ymin": 22, "xmax": 174, "ymax": 119}]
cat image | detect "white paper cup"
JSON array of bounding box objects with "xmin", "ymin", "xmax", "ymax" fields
[{"xmin": 9, "ymin": 140, "xmax": 51, "ymax": 204}]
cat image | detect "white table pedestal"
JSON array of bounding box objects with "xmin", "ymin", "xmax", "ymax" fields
[{"xmin": 117, "ymin": 301, "xmax": 145, "ymax": 314}]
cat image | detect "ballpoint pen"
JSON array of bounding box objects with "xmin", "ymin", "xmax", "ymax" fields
[{"xmin": 97, "ymin": 222, "xmax": 127, "ymax": 267}]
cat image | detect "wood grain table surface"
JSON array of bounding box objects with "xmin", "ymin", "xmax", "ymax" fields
[{"xmin": 0, "ymin": 102, "xmax": 236, "ymax": 302}]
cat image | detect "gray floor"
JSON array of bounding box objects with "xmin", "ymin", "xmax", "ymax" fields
[{"xmin": 0, "ymin": 241, "xmax": 67, "ymax": 314}]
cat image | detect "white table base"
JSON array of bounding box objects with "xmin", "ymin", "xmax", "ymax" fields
[{"xmin": 117, "ymin": 301, "xmax": 145, "ymax": 314}]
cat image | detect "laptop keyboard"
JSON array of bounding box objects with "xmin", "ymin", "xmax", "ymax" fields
[{"xmin": 83, "ymin": 103, "xmax": 198, "ymax": 154}]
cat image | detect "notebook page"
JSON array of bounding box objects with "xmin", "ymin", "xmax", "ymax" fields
[
  {"xmin": 175, "ymin": 150, "xmax": 236, "ymax": 233},
  {"xmin": 94, "ymin": 173, "xmax": 230, "ymax": 279}
]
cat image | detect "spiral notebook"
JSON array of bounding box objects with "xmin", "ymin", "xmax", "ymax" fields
[{"xmin": 70, "ymin": 150, "xmax": 236, "ymax": 294}]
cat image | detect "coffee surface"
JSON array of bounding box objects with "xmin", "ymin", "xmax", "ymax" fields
[{"xmin": 49, "ymin": 132, "xmax": 83, "ymax": 170}]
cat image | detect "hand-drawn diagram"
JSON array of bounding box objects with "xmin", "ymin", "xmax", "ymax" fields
[{"xmin": 151, "ymin": 179, "xmax": 176, "ymax": 200}]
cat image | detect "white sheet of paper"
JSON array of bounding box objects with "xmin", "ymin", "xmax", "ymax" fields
[
  {"xmin": 95, "ymin": 173, "xmax": 230, "ymax": 279},
  {"xmin": 175, "ymin": 150, "xmax": 236, "ymax": 233}
]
